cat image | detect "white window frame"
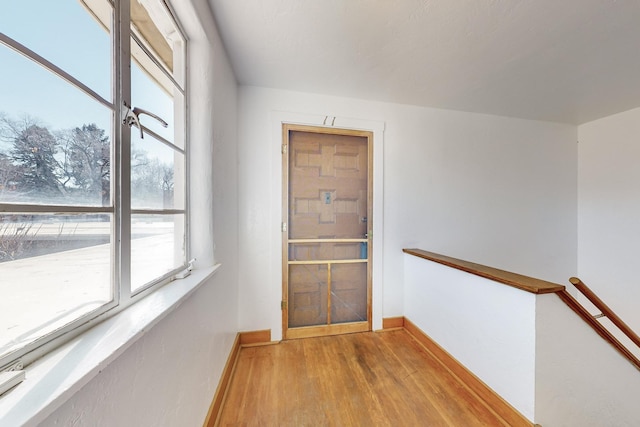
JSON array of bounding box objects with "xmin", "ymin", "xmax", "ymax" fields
[{"xmin": 0, "ymin": 0, "xmax": 189, "ymax": 374}]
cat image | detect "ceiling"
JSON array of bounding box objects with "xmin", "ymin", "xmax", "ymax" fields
[{"xmin": 208, "ymin": 0, "xmax": 640, "ymax": 124}]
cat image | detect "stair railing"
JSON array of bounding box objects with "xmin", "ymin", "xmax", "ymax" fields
[{"xmin": 557, "ymin": 277, "xmax": 640, "ymax": 370}]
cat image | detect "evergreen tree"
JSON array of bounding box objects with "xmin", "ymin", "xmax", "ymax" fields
[{"xmin": 9, "ymin": 122, "xmax": 62, "ymax": 199}]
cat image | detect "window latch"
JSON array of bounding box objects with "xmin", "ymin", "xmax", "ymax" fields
[{"xmin": 123, "ymin": 102, "xmax": 168, "ymax": 139}]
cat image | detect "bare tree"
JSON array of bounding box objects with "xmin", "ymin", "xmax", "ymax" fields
[
  {"xmin": 58, "ymin": 124, "xmax": 110, "ymax": 205},
  {"xmin": 0, "ymin": 152, "xmax": 20, "ymax": 196},
  {"xmin": 131, "ymin": 153, "xmax": 175, "ymax": 208}
]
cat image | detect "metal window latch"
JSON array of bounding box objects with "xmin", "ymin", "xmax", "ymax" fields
[
  {"xmin": 123, "ymin": 102, "xmax": 168, "ymax": 139},
  {"xmin": 175, "ymin": 258, "xmax": 197, "ymax": 280}
]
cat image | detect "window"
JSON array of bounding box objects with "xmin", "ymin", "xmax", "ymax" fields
[{"xmin": 0, "ymin": 0, "xmax": 188, "ymax": 372}]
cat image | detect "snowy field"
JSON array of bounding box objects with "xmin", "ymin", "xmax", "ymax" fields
[{"xmin": 0, "ymin": 223, "xmax": 178, "ymax": 359}]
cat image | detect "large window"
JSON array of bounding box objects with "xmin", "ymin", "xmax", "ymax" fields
[{"xmin": 0, "ymin": 0, "xmax": 187, "ymax": 371}]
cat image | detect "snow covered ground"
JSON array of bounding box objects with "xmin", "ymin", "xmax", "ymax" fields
[{"xmin": 0, "ymin": 225, "xmax": 178, "ymax": 360}]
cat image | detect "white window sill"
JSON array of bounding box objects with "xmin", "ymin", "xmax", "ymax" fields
[{"xmin": 0, "ymin": 264, "xmax": 220, "ymax": 427}]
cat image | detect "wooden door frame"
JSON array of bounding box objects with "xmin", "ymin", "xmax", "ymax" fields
[{"xmin": 282, "ymin": 124, "xmax": 374, "ymax": 340}]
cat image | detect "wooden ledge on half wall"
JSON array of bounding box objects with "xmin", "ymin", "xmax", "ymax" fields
[{"xmin": 403, "ymin": 248, "xmax": 565, "ymax": 295}]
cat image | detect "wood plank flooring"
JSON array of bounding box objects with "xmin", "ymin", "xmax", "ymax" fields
[{"xmin": 217, "ymin": 330, "xmax": 509, "ymax": 426}]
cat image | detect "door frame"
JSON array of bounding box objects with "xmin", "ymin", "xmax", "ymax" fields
[{"xmin": 282, "ymin": 124, "xmax": 374, "ymax": 339}]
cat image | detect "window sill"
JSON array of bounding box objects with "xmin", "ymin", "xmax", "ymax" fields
[{"xmin": 0, "ymin": 264, "xmax": 220, "ymax": 426}]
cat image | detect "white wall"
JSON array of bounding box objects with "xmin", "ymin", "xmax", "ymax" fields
[
  {"xmin": 578, "ymin": 107, "xmax": 640, "ymax": 331},
  {"xmin": 238, "ymin": 86, "xmax": 577, "ymax": 339},
  {"xmin": 404, "ymin": 254, "xmax": 537, "ymax": 420},
  {"xmin": 40, "ymin": 0, "xmax": 240, "ymax": 425},
  {"xmin": 536, "ymin": 293, "xmax": 640, "ymax": 426}
]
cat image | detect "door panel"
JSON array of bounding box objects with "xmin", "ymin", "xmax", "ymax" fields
[
  {"xmin": 289, "ymin": 242, "xmax": 363, "ymax": 261},
  {"xmin": 331, "ymin": 263, "xmax": 367, "ymax": 324},
  {"xmin": 288, "ymin": 264, "xmax": 328, "ymax": 328},
  {"xmin": 288, "ymin": 132, "xmax": 368, "ymax": 239},
  {"xmin": 283, "ymin": 126, "xmax": 372, "ymax": 339}
]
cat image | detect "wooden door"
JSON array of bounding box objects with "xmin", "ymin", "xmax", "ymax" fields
[{"xmin": 282, "ymin": 125, "xmax": 373, "ymax": 339}]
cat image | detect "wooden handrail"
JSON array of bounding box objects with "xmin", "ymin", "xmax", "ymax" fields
[
  {"xmin": 403, "ymin": 248, "xmax": 565, "ymax": 294},
  {"xmin": 569, "ymin": 277, "xmax": 640, "ymax": 350},
  {"xmin": 557, "ymin": 289, "xmax": 640, "ymax": 371}
]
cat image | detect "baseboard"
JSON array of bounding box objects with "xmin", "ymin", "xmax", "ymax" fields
[
  {"xmin": 203, "ymin": 334, "xmax": 241, "ymax": 427},
  {"xmin": 382, "ymin": 316, "xmax": 405, "ymax": 330},
  {"xmin": 403, "ymin": 317, "xmax": 534, "ymax": 427},
  {"xmin": 203, "ymin": 329, "xmax": 272, "ymax": 427},
  {"xmin": 239, "ymin": 329, "xmax": 272, "ymax": 346}
]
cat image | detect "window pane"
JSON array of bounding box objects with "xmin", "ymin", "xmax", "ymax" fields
[
  {"xmin": 130, "ymin": 0, "xmax": 186, "ymax": 89},
  {"xmin": 130, "ymin": 0, "xmax": 186, "ymax": 149},
  {"xmin": 131, "ymin": 58, "xmax": 177, "ymax": 144},
  {"xmin": 0, "ymin": 213, "xmax": 112, "ymax": 359},
  {"xmin": 0, "ymin": 44, "xmax": 113, "ymax": 207},
  {"xmin": 131, "ymin": 132, "xmax": 184, "ymax": 210},
  {"xmin": 129, "ymin": 0, "xmax": 187, "ymax": 295},
  {"xmin": 0, "ymin": 0, "xmax": 112, "ymax": 101},
  {"xmin": 131, "ymin": 213, "xmax": 185, "ymax": 292}
]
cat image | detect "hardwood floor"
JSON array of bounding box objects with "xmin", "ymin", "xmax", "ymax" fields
[{"xmin": 217, "ymin": 330, "xmax": 510, "ymax": 426}]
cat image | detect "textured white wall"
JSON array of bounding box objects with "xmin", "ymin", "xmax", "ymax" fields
[
  {"xmin": 40, "ymin": 274, "xmax": 238, "ymax": 426},
  {"xmin": 535, "ymin": 293, "xmax": 640, "ymax": 426},
  {"xmin": 40, "ymin": 0, "xmax": 240, "ymax": 425},
  {"xmin": 577, "ymin": 107, "xmax": 640, "ymax": 331},
  {"xmin": 404, "ymin": 254, "xmax": 537, "ymax": 420},
  {"xmin": 237, "ymin": 86, "xmax": 577, "ymax": 339}
]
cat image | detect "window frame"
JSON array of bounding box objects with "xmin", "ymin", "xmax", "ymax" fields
[{"xmin": 0, "ymin": 0, "xmax": 189, "ymax": 372}]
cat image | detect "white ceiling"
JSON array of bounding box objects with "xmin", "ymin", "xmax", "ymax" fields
[{"xmin": 208, "ymin": 0, "xmax": 640, "ymax": 124}]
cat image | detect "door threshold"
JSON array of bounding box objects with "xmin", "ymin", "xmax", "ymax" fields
[{"xmin": 285, "ymin": 321, "xmax": 369, "ymax": 340}]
